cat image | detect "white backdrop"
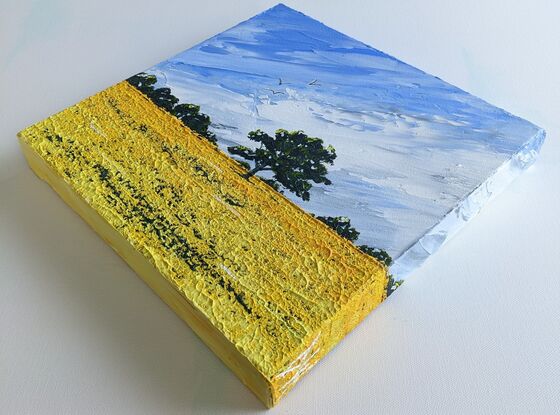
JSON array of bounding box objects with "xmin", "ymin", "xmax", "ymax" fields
[{"xmin": 1, "ymin": 1, "xmax": 559, "ymax": 413}]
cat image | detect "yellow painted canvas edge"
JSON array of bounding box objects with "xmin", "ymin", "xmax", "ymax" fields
[
  {"xmin": 16, "ymin": 82, "xmax": 389, "ymax": 407},
  {"xmin": 17, "ymin": 136, "xmax": 277, "ymax": 407}
]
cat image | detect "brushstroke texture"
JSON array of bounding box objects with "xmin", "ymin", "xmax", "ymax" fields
[{"xmin": 148, "ymin": 4, "xmax": 543, "ymax": 276}]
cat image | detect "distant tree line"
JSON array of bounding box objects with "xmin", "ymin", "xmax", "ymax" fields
[{"xmin": 127, "ymin": 72, "xmax": 216, "ymax": 144}]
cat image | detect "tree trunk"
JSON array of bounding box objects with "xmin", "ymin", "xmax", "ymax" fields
[{"xmin": 242, "ymin": 164, "xmax": 263, "ymax": 179}]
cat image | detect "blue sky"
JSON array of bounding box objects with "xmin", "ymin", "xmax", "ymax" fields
[{"xmin": 146, "ymin": 4, "xmax": 541, "ymax": 275}]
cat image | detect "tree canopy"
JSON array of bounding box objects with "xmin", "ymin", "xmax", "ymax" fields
[
  {"xmin": 171, "ymin": 103, "xmax": 215, "ymax": 143},
  {"xmin": 357, "ymin": 245, "xmax": 393, "ymax": 267},
  {"xmin": 228, "ymin": 129, "xmax": 336, "ymax": 201},
  {"xmin": 315, "ymin": 215, "xmax": 360, "ymax": 242},
  {"xmin": 127, "ymin": 72, "xmax": 216, "ymax": 143},
  {"xmin": 127, "ymin": 72, "xmax": 157, "ymax": 96}
]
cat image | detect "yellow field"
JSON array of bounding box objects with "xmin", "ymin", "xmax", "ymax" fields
[{"xmin": 18, "ymin": 81, "xmax": 387, "ymax": 405}]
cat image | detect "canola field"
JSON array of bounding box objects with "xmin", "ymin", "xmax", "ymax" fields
[{"xmin": 18, "ymin": 82, "xmax": 387, "ymax": 399}]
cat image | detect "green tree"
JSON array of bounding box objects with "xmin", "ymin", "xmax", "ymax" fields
[
  {"xmin": 171, "ymin": 103, "xmax": 216, "ymax": 143},
  {"xmin": 358, "ymin": 245, "xmax": 393, "ymax": 267},
  {"xmin": 315, "ymin": 215, "xmax": 359, "ymax": 242},
  {"xmin": 228, "ymin": 129, "xmax": 336, "ymax": 201},
  {"xmin": 147, "ymin": 87, "xmax": 178, "ymax": 112},
  {"xmin": 126, "ymin": 72, "xmax": 216, "ymax": 143},
  {"xmin": 127, "ymin": 72, "xmax": 157, "ymax": 95}
]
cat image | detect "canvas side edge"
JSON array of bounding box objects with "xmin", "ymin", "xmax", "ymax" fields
[
  {"xmin": 391, "ymin": 128, "xmax": 546, "ymax": 278},
  {"xmin": 16, "ymin": 135, "xmax": 277, "ymax": 408}
]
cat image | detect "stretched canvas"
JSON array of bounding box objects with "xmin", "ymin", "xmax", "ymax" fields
[{"xmin": 17, "ymin": 4, "xmax": 545, "ymax": 407}]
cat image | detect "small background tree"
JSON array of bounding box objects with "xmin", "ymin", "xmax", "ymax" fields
[
  {"xmin": 314, "ymin": 215, "xmax": 359, "ymax": 242},
  {"xmin": 228, "ymin": 129, "xmax": 336, "ymax": 201},
  {"xmin": 171, "ymin": 103, "xmax": 216, "ymax": 143},
  {"xmin": 357, "ymin": 245, "xmax": 393, "ymax": 267}
]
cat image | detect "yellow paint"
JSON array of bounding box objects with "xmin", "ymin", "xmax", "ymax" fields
[{"xmin": 18, "ymin": 82, "xmax": 388, "ymax": 406}]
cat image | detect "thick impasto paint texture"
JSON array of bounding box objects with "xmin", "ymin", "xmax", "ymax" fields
[
  {"xmin": 19, "ymin": 82, "xmax": 387, "ymax": 405},
  {"xmin": 146, "ymin": 4, "xmax": 544, "ymax": 277},
  {"xmin": 18, "ymin": 3, "xmax": 544, "ymax": 407}
]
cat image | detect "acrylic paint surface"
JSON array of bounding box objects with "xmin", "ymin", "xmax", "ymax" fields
[
  {"xmin": 17, "ymin": 4, "xmax": 545, "ymax": 406},
  {"xmin": 146, "ymin": 4, "xmax": 543, "ymax": 277},
  {"xmin": 18, "ymin": 82, "xmax": 387, "ymax": 403}
]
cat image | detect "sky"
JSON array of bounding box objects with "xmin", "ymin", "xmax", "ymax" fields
[{"xmin": 146, "ymin": 4, "xmax": 541, "ymax": 276}]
